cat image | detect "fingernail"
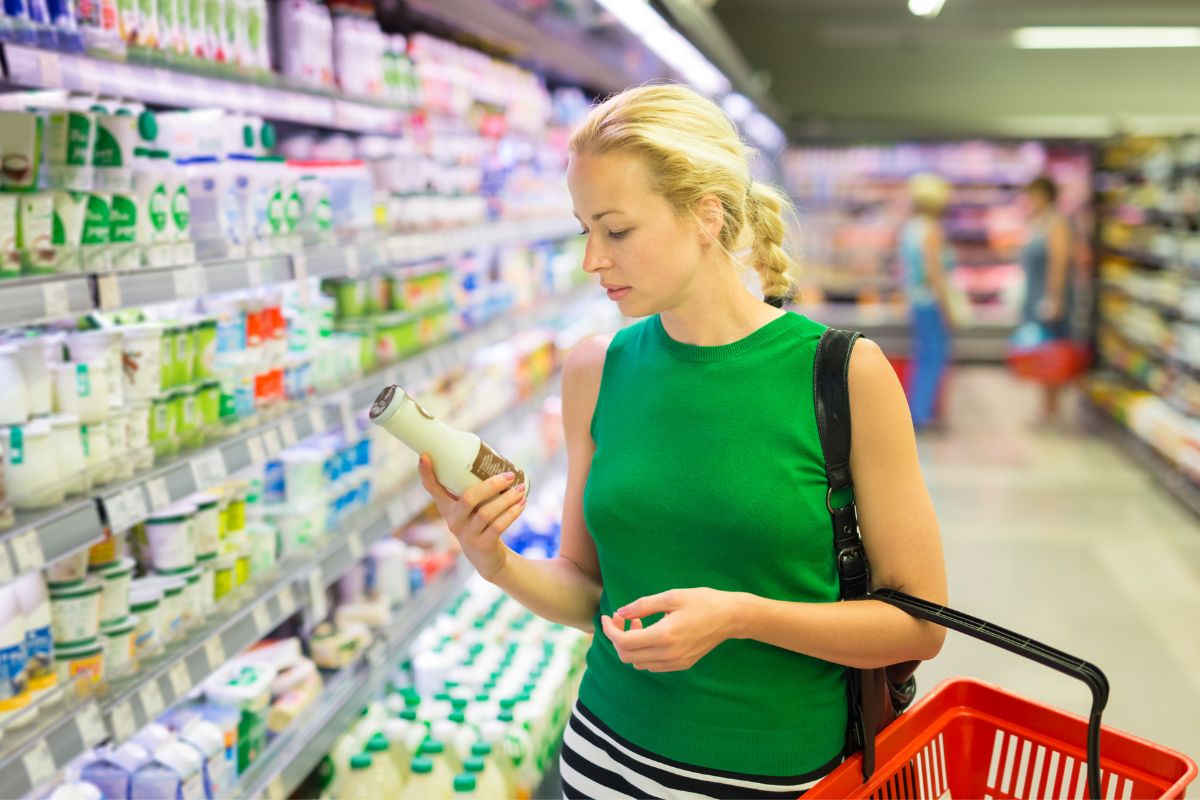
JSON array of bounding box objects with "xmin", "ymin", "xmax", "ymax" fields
[
  {"xmin": 514, "ymin": 483, "xmax": 527, "ymax": 495},
  {"xmin": 502, "ymin": 472, "xmax": 515, "ymax": 482}
]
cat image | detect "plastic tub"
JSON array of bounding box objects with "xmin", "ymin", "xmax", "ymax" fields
[
  {"xmin": 47, "ymin": 549, "xmax": 90, "ymax": 585},
  {"xmin": 14, "ymin": 336, "xmax": 52, "ymax": 416},
  {"xmin": 2, "ymin": 419, "xmax": 65, "ymax": 510},
  {"xmin": 211, "ymin": 554, "xmax": 237, "ymax": 603},
  {"xmin": 54, "ymin": 637, "xmax": 104, "ymax": 699},
  {"xmin": 195, "ymin": 553, "xmax": 216, "ymax": 613},
  {"xmin": 191, "ymin": 493, "xmax": 221, "ymax": 557},
  {"xmin": 49, "ymin": 576, "xmax": 103, "ymax": 644},
  {"xmin": 144, "ymin": 503, "xmax": 197, "ymax": 570},
  {"xmin": 66, "ymin": 330, "xmax": 124, "ymax": 407},
  {"xmin": 52, "ymin": 360, "xmax": 112, "ymax": 424},
  {"xmin": 14, "ymin": 572, "xmax": 57, "ymax": 703},
  {"xmin": 92, "ymin": 557, "xmax": 135, "ymax": 624},
  {"xmin": 0, "ymin": 584, "xmax": 32, "ymax": 728},
  {"xmin": 154, "ymin": 566, "xmax": 202, "ymax": 628},
  {"xmin": 129, "ymin": 585, "xmax": 163, "ymax": 659},
  {"xmin": 136, "ymin": 577, "xmax": 186, "ymax": 645},
  {"xmin": 82, "ymin": 420, "xmax": 114, "ymax": 488},
  {"xmin": 120, "ymin": 324, "xmax": 164, "ymax": 401},
  {"xmin": 99, "ymin": 614, "xmax": 138, "ymax": 679}
]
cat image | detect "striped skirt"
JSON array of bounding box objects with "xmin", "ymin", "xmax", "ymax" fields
[{"xmin": 559, "ymin": 701, "xmax": 841, "ymax": 799}]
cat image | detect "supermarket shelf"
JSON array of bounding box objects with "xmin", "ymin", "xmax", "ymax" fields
[
  {"xmin": 1101, "ymin": 247, "xmax": 1174, "ymax": 270},
  {"xmin": 232, "ymin": 562, "xmax": 472, "ymax": 800},
  {"xmin": 0, "ymin": 367, "xmax": 569, "ymax": 799},
  {"xmin": 1085, "ymin": 400, "xmax": 1200, "ymax": 521},
  {"xmin": 0, "ymin": 43, "xmax": 406, "ymax": 134},
  {"xmin": 0, "ymin": 273, "xmax": 94, "ymax": 327},
  {"xmin": 0, "ymin": 500, "xmax": 106, "ymax": 584}
]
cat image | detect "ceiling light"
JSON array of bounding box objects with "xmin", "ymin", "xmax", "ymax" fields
[
  {"xmin": 593, "ymin": 0, "xmax": 730, "ymax": 95},
  {"xmin": 1013, "ymin": 27, "xmax": 1200, "ymax": 49},
  {"xmin": 721, "ymin": 92, "xmax": 754, "ymax": 123},
  {"xmin": 908, "ymin": 0, "xmax": 946, "ymax": 19}
]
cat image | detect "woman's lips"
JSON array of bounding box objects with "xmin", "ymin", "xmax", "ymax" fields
[{"xmin": 605, "ymin": 286, "xmax": 631, "ymax": 301}]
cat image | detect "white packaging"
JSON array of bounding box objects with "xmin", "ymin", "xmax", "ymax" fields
[
  {"xmin": 144, "ymin": 503, "xmax": 198, "ymax": 571},
  {"xmin": 67, "ymin": 330, "xmax": 124, "ymax": 408},
  {"xmin": 179, "ymin": 720, "xmax": 227, "ymax": 799},
  {"xmin": 2, "ymin": 419, "xmax": 65, "ymax": 510},
  {"xmin": 369, "ymin": 538, "xmax": 410, "ymax": 605},
  {"xmin": 48, "ymin": 576, "xmax": 103, "ymax": 643},
  {"xmin": 121, "ymin": 323, "xmax": 165, "ymax": 400},
  {"xmin": 0, "ymin": 344, "xmax": 30, "ymax": 425},
  {"xmin": 52, "ymin": 360, "xmax": 112, "ymax": 424},
  {"xmin": 14, "ymin": 336, "xmax": 53, "ymax": 416}
]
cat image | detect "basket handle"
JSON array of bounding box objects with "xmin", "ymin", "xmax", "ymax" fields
[{"xmin": 872, "ymin": 588, "xmax": 1110, "ymax": 800}]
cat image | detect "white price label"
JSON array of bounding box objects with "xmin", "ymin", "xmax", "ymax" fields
[
  {"xmin": 191, "ymin": 451, "xmax": 227, "ymax": 487},
  {"xmin": 252, "ymin": 603, "xmax": 272, "ymax": 635},
  {"xmin": 246, "ymin": 436, "xmax": 266, "ymax": 464},
  {"xmin": 278, "ymin": 584, "xmax": 297, "ymax": 614},
  {"xmin": 140, "ymin": 681, "xmax": 165, "ymax": 719},
  {"xmin": 76, "ymin": 702, "xmax": 107, "ymax": 748},
  {"xmin": 293, "ymin": 252, "xmax": 310, "ymax": 306},
  {"xmin": 22, "ymin": 740, "xmax": 57, "ymax": 788},
  {"xmin": 308, "ymin": 407, "xmax": 327, "ymax": 435},
  {"xmin": 172, "ymin": 268, "xmax": 199, "ymax": 299},
  {"xmin": 109, "ymin": 701, "xmax": 136, "ymax": 743},
  {"xmin": 107, "ymin": 486, "xmax": 149, "ymax": 532},
  {"xmin": 279, "ymin": 419, "xmax": 298, "ymax": 448},
  {"xmin": 41, "ymin": 281, "xmax": 71, "ymax": 319},
  {"xmin": 168, "ymin": 661, "xmax": 191, "ymax": 700},
  {"xmin": 307, "ymin": 570, "xmax": 329, "ymax": 623},
  {"xmin": 96, "ymin": 274, "xmax": 123, "ymax": 310},
  {"xmin": 262, "ymin": 429, "xmax": 283, "ymax": 457},
  {"xmin": 347, "ymin": 531, "xmax": 364, "ymax": 560},
  {"xmin": 338, "ymin": 395, "xmax": 357, "ymax": 436},
  {"xmin": 345, "ymin": 247, "xmax": 361, "ymax": 277},
  {"xmin": 146, "ymin": 477, "xmax": 171, "ymax": 511},
  {"xmin": 11, "ymin": 530, "xmax": 44, "ymax": 573},
  {"xmin": 0, "ymin": 544, "xmax": 13, "ymax": 583},
  {"xmin": 246, "ymin": 259, "xmax": 265, "ymax": 286},
  {"xmin": 204, "ymin": 635, "xmax": 227, "ymax": 670},
  {"xmin": 37, "ymin": 51, "xmax": 62, "ymax": 87}
]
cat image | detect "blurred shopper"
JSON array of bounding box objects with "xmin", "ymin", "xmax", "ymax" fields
[
  {"xmin": 1020, "ymin": 175, "xmax": 1074, "ymax": 425},
  {"xmin": 899, "ymin": 173, "xmax": 956, "ymax": 430}
]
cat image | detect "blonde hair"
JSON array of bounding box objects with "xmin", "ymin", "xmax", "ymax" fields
[
  {"xmin": 908, "ymin": 172, "xmax": 952, "ymax": 213},
  {"xmin": 568, "ymin": 84, "xmax": 799, "ymax": 300}
]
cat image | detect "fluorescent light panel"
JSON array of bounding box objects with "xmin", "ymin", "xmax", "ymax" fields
[
  {"xmin": 1013, "ymin": 27, "xmax": 1200, "ymax": 49},
  {"xmin": 908, "ymin": 0, "xmax": 946, "ymax": 19},
  {"xmin": 594, "ymin": 0, "xmax": 730, "ymax": 95}
]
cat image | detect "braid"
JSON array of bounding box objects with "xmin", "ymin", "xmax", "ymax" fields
[{"xmin": 747, "ymin": 181, "xmax": 798, "ymax": 302}]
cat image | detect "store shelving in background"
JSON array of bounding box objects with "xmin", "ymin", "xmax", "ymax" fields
[
  {"xmin": 1090, "ymin": 136, "xmax": 1200, "ymax": 520},
  {"xmin": 782, "ymin": 141, "xmax": 1095, "ymax": 361}
]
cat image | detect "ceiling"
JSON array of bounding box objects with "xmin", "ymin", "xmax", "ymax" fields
[{"xmin": 706, "ymin": 0, "xmax": 1200, "ymax": 140}]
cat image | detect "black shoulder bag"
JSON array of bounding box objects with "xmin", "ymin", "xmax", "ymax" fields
[{"xmin": 813, "ymin": 327, "xmax": 919, "ymax": 780}]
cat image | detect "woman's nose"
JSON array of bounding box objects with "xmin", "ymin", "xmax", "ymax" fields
[{"xmin": 582, "ymin": 240, "xmax": 611, "ymax": 273}]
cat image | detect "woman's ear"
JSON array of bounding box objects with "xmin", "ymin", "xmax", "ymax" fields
[{"xmin": 694, "ymin": 194, "xmax": 725, "ymax": 245}]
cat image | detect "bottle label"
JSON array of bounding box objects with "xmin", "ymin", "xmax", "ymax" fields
[
  {"xmin": 0, "ymin": 638, "xmax": 28, "ymax": 706},
  {"xmin": 67, "ymin": 113, "xmax": 92, "ymax": 167},
  {"xmin": 77, "ymin": 363, "xmax": 92, "ymax": 397},
  {"xmin": 7, "ymin": 427, "xmax": 22, "ymax": 465},
  {"xmin": 25, "ymin": 624, "xmax": 55, "ymax": 690},
  {"xmin": 172, "ymin": 186, "xmax": 190, "ymax": 231},
  {"xmin": 82, "ymin": 194, "xmax": 111, "ymax": 245},
  {"xmin": 111, "ymin": 194, "xmax": 137, "ymax": 243},
  {"xmin": 149, "ymin": 185, "xmax": 169, "ymax": 232},
  {"xmin": 81, "ymin": 424, "xmax": 90, "ymax": 457},
  {"xmin": 471, "ymin": 440, "xmax": 525, "ymax": 486},
  {"xmin": 94, "ymin": 123, "xmax": 122, "ymax": 168}
]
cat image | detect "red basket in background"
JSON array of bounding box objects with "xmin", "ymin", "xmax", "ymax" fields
[
  {"xmin": 806, "ymin": 591, "xmax": 1198, "ymax": 800},
  {"xmin": 1007, "ymin": 340, "xmax": 1092, "ymax": 386}
]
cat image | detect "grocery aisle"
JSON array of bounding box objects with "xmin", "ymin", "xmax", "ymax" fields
[{"xmin": 915, "ymin": 366, "xmax": 1200, "ymax": 761}]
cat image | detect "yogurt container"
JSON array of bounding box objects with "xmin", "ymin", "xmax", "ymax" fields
[
  {"xmin": 82, "ymin": 420, "xmax": 115, "ymax": 487},
  {"xmin": 144, "ymin": 502, "xmax": 197, "ymax": 571},
  {"xmin": 121, "ymin": 324, "xmax": 165, "ymax": 401},
  {"xmin": 107, "ymin": 406, "xmax": 134, "ymax": 481},
  {"xmin": 99, "ymin": 614, "xmax": 138, "ymax": 679},
  {"xmin": 211, "ymin": 554, "xmax": 236, "ymax": 603},
  {"xmin": 66, "ymin": 330, "xmax": 124, "ymax": 408},
  {"xmin": 52, "ymin": 360, "xmax": 112, "ymax": 424},
  {"xmin": 3, "ymin": 419, "xmax": 65, "ymax": 510},
  {"xmin": 154, "ymin": 566, "xmax": 201, "ymax": 628},
  {"xmin": 91, "ymin": 557, "xmax": 135, "ymax": 623},
  {"xmin": 0, "ymin": 344, "xmax": 30, "ymax": 425},
  {"xmin": 47, "ymin": 549, "xmax": 90, "ymax": 585},
  {"xmin": 195, "ymin": 553, "xmax": 216, "ymax": 613},
  {"xmin": 129, "ymin": 586, "xmax": 163, "ymax": 658},
  {"xmin": 0, "ymin": 584, "xmax": 32, "ymax": 728},
  {"xmin": 150, "ymin": 393, "xmax": 177, "ymax": 459},
  {"xmin": 14, "ymin": 573, "xmax": 57, "ymax": 703},
  {"xmin": 46, "ymin": 413, "xmax": 90, "ymax": 497},
  {"xmin": 139, "ymin": 576, "xmax": 186, "ymax": 644},
  {"xmin": 81, "ymin": 742, "xmax": 152, "ymax": 800},
  {"xmin": 54, "ymin": 637, "xmax": 104, "ymax": 699},
  {"xmin": 49, "ymin": 576, "xmax": 103, "ymax": 644},
  {"xmin": 191, "ymin": 493, "xmax": 221, "ymax": 556},
  {"xmin": 13, "ymin": 336, "xmax": 52, "ymax": 416}
]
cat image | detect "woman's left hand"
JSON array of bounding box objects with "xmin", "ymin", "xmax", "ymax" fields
[{"xmin": 600, "ymin": 588, "xmax": 742, "ymax": 673}]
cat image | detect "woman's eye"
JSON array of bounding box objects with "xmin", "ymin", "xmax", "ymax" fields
[
  {"xmin": 578, "ymin": 229, "xmax": 588, "ymax": 237},
  {"xmin": 608, "ymin": 229, "xmax": 630, "ymax": 240}
]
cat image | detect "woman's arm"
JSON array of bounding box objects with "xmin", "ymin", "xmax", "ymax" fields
[
  {"xmin": 604, "ymin": 339, "xmax": 947, "ymax": 671},
  {"xmin": 921, "ymin": 221, "xmax": 954, "ymax": 321},
  {"xmin": 1042, "ymin": 216, "xmax": 1072, "ymax": 320},
  {"xmin": 475, "ymin": 336, "xmax": 608, "ymax": 631}
]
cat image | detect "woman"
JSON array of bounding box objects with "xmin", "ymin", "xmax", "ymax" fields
[
  {"xmin": 1021, "ymin": 176, "xmax": 1074, "ymax": 425},
  {"xmin": 898, "ymin": 173, "xmax": 957, "ymax": 430},
  {"xmin": 417, "ymin": 85, "xmax": 948, "ymax": 799}
]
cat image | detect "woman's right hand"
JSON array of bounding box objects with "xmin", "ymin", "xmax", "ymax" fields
[{"xmin": 416, "ymin": 454, "xmax": 527, "ymax": 581}]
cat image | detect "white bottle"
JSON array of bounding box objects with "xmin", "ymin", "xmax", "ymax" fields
[
  {"xmin": 464, "ymin": 752, "xmax": 506, "ymax": 800},
  {"xmin": 399, "ymin": 757, "xmax": 448, "ymax": 800},
  {"xmin": 369, "ymin": 386, "xmax": 526, "ymax": 496}
]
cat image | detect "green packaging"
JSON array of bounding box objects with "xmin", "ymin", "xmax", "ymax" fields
[
  {"xmin": 150, "ymin": 394, "xmax": 175, "ymax": 458},
  {"xmin": 175, "ymin": 324, "xmax": 195, "ymax": 386},
  {"xmin": 194, "ymin": 320, "xmax": 217, "ymax": 380},
  {"xmin": 0, "ymin": 196, "xmax": 19, "ymax": 278},
  {"xmin": 198, "ymin": 380, "xmax": 221, "ymax": 433},
  {"xmin": 178, "ymin": 386, "xmax": 202, "ymax": 449},
  {"xmin": 18, "ymin": 192, "xmax": 55, "ymax": 274},
  {"xmin": 80, "ymin": 192, "xmax": 112, "ymax": 272}
]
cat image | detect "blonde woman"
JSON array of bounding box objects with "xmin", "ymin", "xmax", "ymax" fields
[
  {"xmin": 899, "ymin": 173, "xmax": 957, "ymax": 430},
  {"xmin": 418, "ymin": 84, "xmax": 948, "ymax": 799}
]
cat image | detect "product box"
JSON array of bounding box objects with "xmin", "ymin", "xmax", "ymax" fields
[
  {"xmin": 0, "ymin": 196, "xmax": 20, "ymax": 278},
  {"xmin": 18, "ymin": 192, "xmax": 55, "ymax": 273},
  {"xmin": 0, "ymin": 111, "xmax": 43, "ymax": 192}
]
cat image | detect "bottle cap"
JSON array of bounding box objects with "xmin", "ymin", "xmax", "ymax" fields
[
  {"xmin": 471, "ymin": 742, "xmax": 492, "ymax": 757},
  {"xmin": 454, "ymin": 775, "xmax": 477, "ymax": 793},
  {"xmin": 411, "ymin": 756, "xmax": 433, "ymax": 774},
  {"xmin": 400, "ymin": 710, "xmax": 418, "ymax": 722},
  {"xmin": 420, "ymin": 739, "xmax": 445, "ymax": 755},
  {"xmin": 350, "ymin": 754, "xmax": 372, "ymax": 770},
  {"xmin": 449, "ymin": 712, "xmax": 466, "ymax": 724},
  {"xmin": 137, "ymin": 110, "xmax": 158, "ymax": 142},
  {"xmin": 366, "ymin": 733, "xmax": 389, "ymax": 752},
  {"xmin": 464, "ymin": 757, "xmax": 485, "ymax": 773}
]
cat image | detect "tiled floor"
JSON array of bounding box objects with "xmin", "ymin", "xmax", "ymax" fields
[{"xmin": 917, "ymin": 367, "xmax": 1200, "ymax": 764}]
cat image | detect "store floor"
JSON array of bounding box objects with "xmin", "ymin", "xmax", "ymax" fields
[{"xmin": 918, "ymin": 366, "xmax": 1200, "ymax": 763}]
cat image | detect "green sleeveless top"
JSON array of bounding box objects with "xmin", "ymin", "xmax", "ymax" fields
[{"xmin": 577, "ymin": 311, "xmax": 847, "ymax": 776}]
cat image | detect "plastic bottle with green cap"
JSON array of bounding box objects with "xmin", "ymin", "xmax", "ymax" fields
[
  {"xmin": 417, "ymin": 739, "xmax": 456, "ymax": 794},
  {"xmin": 364, "ymin": 732, "xmax": 404, "ymax": 792},
  {"xmin": 464, "ymin": 752, "xmax": 507, "ymax": 800},
  {"xmin": 133, "ymin": 147, "xmax": 171, "ymax": 266},
  {"xmin": 452, "ymin": 774, "xmax": 477, "ymax": 798},
  {"xmin": 497, "ymin": 709, "xmax": 535, "ymax": 799},
  {"xmin": 400, "ymin": 756, "xmax": 448, "ymax": 800},
  {"xmin": 337, "ymin": 752, "xmax": 385, "ymax": 800}
]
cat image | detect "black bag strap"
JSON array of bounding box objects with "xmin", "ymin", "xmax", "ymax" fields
[{"xmin": 813, "ymin": 327, "xmax": 876, "ymax": 777}]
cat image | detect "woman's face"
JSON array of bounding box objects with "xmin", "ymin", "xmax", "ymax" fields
[
  {"xmin": 1025, "ymin": 188, "xmax": 1051, "ymax": 216},
  {"xmin": 566, "ymin": 151, "xmax": 705, "ymax": 318}
]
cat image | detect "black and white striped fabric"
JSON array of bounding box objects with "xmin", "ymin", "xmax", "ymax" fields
[{"xmin": 559, "ymin": 701, "xmax": 841, "ymax": 800}]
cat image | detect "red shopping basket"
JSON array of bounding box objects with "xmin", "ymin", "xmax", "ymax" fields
[
  {"xmin": 1006, "ymin": 340, "xmax": 1092, "ymax": 386},
  {"xmin": 807, "ymin": 590, "xmax": 1198, "ymax": 799}
]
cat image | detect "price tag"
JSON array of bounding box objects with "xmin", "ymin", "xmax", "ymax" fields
[
  {"xmin": 347, "ymin": 531, "xmax": 364, "ymax": 560},
  {"xmin": 293, "ymin": 252, "xmax": 310, "ymax": 306},
  {"xmin": 140, "ymin": 681, "xmax": 165, "ymax": 719},
  {"xmin": 246, "ymin": 435, "xmax": 266, "ymax": 465},
  {"xmin": 11, "ymin": 530, "xmax": 44, "ymax": 573},
  {"xmin": 76, "ymin": 702, "xmax": 107, "ymax": 748},
  {"xmin": 172, "ymin": 268, "xmax": 199, "ymax": 299},
  {"xmin": 267, "ymin": 775, "xmax": 287, "ymax": 800},
  {"xmin": 308, "ymin": 407, "xmax": 327, "ymax": 435},
  {"xmin": 168, "ymin": 661, "xmax": 191, "ymax": 700},
  {"xmin": 339, "ymin": 395, "xmax": 357, "ymax": 436},
  {"xmin": 252, "ymin": 603, "xmax": 272, "ymax": 635},
  {"xmin": 96, "ymin": 274, "xmax": 123, "ymax": 310},
  {"xmin": 262, "ymin": 429, "xmax": 283, "ymax": 457},
  {"xmin": 22, "ymin": 739, "xmax": 57, "ymax": 788},
  {"xmin": 277, "ymin": 584, "xmax": 297, "ymax": 615},
  {"xmin": 146, "ymin": 477, "xmax": 171, "ymax": 511},
  {"xmin": 41, "ymin": 281, "xmax": 71, "ymax": 320},
  {"xmin": 0, "ymin": 545, "xmax": 12, "ymax": 583},
  {"xmin": 37, "ymin": 51, "xmax": 62, "ymax": 87},
  {"xmin": 109, "ymin": 701, "xmax": 136, "ymax": 743},
  {"xmin": 107, "ymin": 486, "xmax": 149, "ymax": 532},
  {"xmin": 246, "ymin": 259, "xmax": 265, "ymax": 286},
  {"xmin": 279, "ymin": 418, "xmax": 298, "ymax": 448},
  {"xmin": 307, "ymin": 570, "xmax": 328, "ymax": 623},
  {"xmin": 77, "ymin": 65, "xmax": 100, "ymax": 95},
  {"xmin": 345, "ymin": 247, "xmax": 361, "ymax": 278},
  {"xmin": 190, "ymin": 451, "xmax": 227, "ymax": 487},
  {"xmin": 204, "ymin": 636, "xmax": 227, "ymax": 670}
]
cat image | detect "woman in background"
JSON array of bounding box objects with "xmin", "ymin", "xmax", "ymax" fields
[
  {"xmin": 899, "ymin": 173, "xmax": 956, "ymax": 431},
  {"xmin": 1020, "ymin": 175, "xmax": 1073, "ymax": 425}
]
